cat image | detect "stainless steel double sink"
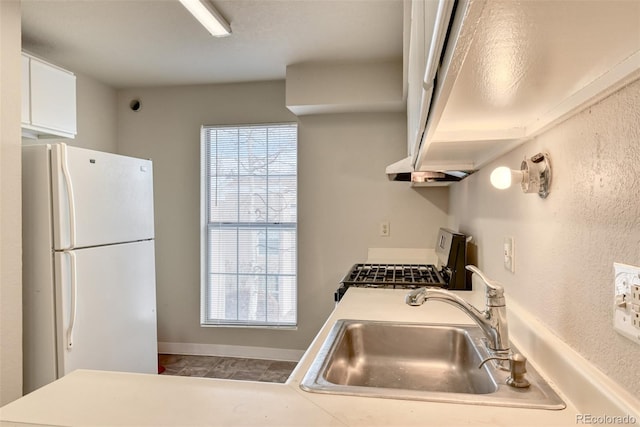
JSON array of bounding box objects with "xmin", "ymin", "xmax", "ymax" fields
[{"xmin": 300, "ymin": 319, "xmax": 565, "ymax": 410}]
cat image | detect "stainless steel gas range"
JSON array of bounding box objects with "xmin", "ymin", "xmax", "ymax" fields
[{"xmin": 335, "ymin": 228, "xmax": 472, "ymax": 302}]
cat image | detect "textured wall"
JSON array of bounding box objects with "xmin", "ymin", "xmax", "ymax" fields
[
  {"xmin": 116, "ymin": 81, "xmax": 449, "ymax": 352},
  {"xmin": 449, "ymin": 78, "xmax": 640, "ymax": 396}
]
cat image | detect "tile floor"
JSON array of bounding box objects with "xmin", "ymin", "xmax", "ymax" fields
[{"xmin": 158, "ymin": 354, "xmax": 297, "ymax": 383}]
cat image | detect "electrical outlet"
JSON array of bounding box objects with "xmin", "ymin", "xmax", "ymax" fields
[
  {"xmin": 503, "ymin": 237, "xmax": 515, "ymax": 273},
  {"xmin": 632, "ymin": 285, "xmax": 640, "ymax": 330},
  {"xmin": 379, "ymin": 221, "xmax": 390, "ymax": 237},
  {"xmin": 632, "ymin": 285, "xmax": 640, "ymax": 304},
  {"xmin": 613, "ymin": 263, "xmax": 640, "ymax": 343}
]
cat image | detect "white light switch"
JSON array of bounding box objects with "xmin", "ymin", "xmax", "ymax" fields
[
  {"xmin": 504, "ymin": 237, "xmax": 514, "ymax": 273},
  {"xmin": 613, "ymin": 262, "xmax": 640, "ymax": 345}
]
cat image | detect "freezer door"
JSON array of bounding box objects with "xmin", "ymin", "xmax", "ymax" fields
[
  {"xmin": 51, "ymin": 143, "xmax": 154, "ymax": 249},
  {"xmin": 54, "ymin": 240, "xmax": 158, "ymax": 379}
]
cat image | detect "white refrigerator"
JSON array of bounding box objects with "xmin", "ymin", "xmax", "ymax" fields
[{"xmin": 22, "ymin": 143, "xmax": 158, "ymax": 394}]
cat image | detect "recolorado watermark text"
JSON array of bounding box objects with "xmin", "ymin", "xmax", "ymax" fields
[{"xmin": 576, "ymin": 414, "xmax": 637, "ymax": 424}]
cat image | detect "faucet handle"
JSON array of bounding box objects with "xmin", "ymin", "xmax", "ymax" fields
[{"xmin": 466, "ymin": 265, "xmax": 504, "ymax": 300}]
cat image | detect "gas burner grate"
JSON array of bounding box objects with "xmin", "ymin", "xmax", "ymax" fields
[{"xmin": 340, "ymin": 263, "xmax": 446, "ymax": 288}]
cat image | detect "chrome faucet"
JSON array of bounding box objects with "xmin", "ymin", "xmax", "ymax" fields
[{"xmin": 405, "ymin": 265, "xmax": 510, "ymax": 358}]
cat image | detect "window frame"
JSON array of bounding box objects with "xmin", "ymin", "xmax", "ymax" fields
[{"xmin": 199, "ymin": 122, "xmax": 298, "ymax": 329}]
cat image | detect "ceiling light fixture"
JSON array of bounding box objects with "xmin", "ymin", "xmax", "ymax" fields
[
  {"xmin": 179, "ymin": 0, "xmax": 231, "ymax": 37},
  {"xmin": 490, "ymin": 153, "xmax": 552, "ymax": 198}
]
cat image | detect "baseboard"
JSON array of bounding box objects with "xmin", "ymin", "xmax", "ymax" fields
[
  {"xmin": 157, "ymin": 342, "xmax": 304, "ymax": 362},
  {"xmin": 508, "ymin": 299, "xmax": 640, "ymax": 423}
]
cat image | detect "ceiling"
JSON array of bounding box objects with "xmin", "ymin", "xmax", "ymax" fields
[{"xmin": 21, "ymin": 0, "xmax": 404, "ymax": 89}]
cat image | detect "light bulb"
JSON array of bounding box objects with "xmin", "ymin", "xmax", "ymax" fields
[
  {"xmin": 487, "ymin": 153, "xmax": 550, "ymax": 198},
  {"xmin": 490, "ymin": 166, "xmax": 513, "ymax": 189}
]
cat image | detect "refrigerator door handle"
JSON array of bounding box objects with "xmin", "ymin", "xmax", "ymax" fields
[
  {"xmin": 66, "ymin": 251, "xmax": 78, "ymax": 350},
  {"xmin": 60, "ymin": 143, "xmax": 77, "ymax": 249}
]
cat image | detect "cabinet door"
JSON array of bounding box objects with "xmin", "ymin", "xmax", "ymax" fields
[
  {"xmin": 30, "ymin": 58, "xmax": 77, "ymax": 135},
  {"xmin": 21, "ymin": 55, "xmax": 31, "ymax": 124},
  {"xmin": 406, "ymin": 0, "xmax": 426, "ymax": 157}
]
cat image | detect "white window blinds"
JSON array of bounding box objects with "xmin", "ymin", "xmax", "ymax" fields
[{"xmin": 201, "ymin": 123, "xmax": 297, "ymax": 327}]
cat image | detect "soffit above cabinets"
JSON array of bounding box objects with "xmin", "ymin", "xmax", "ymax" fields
[
  {"xmin": 285, "ymin": 61, "xmax": 404, "ymax": 115},
  {"xmin": 416, "ymin": 0, "xmax": 640, "ymax": 172}
]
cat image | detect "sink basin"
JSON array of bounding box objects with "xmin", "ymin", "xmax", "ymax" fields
[
  {"xmin": 301, "ymin": 320, "xmax": 565, "ymax": 410},
  {"xmin": 322, "ymin": 321, "xmax": 496, "ymax": 394}
]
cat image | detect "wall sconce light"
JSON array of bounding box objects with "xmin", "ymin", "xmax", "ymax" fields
[{"xmin": 490, "ymin": 153, "xmax": 551, "ymax": 198}]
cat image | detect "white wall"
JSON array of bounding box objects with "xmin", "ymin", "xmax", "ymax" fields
[
  {"xmin": 0, "ymin": 0, "xmax": 23, "ymax": 405},
  {"xmin": 449, "ymin": 78, "xmax": 640, "ymax": 397},
  {"xmin": 71, "ymin": 72, "xmax": 118, "ymax": 152},
  {"xmin": 117, "ymin": 81, "xmax": 448, "ymax": 352},
  {"xmin": 297, "ymin": 112, "xmax": 449, "ymax": 344}
]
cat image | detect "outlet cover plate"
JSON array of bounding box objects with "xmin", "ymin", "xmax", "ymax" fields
[
  {"xmin": 613, "ymin": 262, "xmax": 640, "ymax": 345},
  {"xmin": 379, "ymin": 221, "xmax": 390, "ymax": 237}
]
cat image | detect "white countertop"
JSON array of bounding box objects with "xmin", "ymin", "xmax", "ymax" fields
[{"xmin": 0, "ymin": 288, "xmax": 595, "ymax": 427}]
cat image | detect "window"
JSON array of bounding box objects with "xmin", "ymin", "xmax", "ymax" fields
[{"xmin": 201, "ymin": 123, "xmax": 297, "ymax": 327}]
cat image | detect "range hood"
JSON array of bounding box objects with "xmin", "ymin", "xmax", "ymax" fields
[{"xmin": 385, "ymin": 156, "xmax": 473, "ymax": 184}]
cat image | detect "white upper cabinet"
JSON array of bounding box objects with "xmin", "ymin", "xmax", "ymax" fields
[
  {"xmin": 411, "ymin": 0, "xmax": 640, "ymax": 173},
  {"xmin": 405, "ymin": 0, "xmax": 428, "ymax": 158},
  {"xmin": 22, "ymin": 53, "xmax": 77, "ymax": 139},
  {"xmin": 405, "ymin": 0, "xmax": 453, "ymax": 160}
]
